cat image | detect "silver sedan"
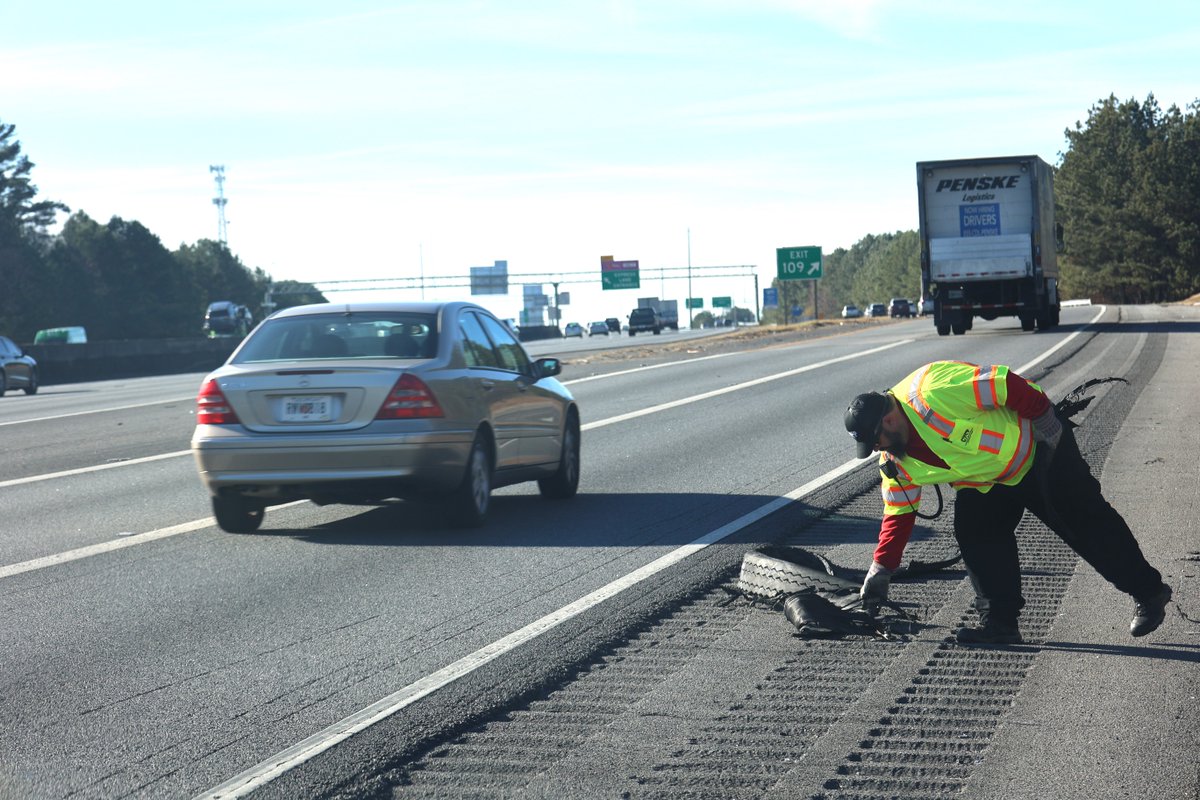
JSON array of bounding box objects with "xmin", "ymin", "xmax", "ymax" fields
[{"xmin": 191, "ymin": 301, "xmax": 580, "ymax": 532}]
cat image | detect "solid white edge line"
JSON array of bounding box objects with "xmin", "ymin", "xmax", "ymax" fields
[
  {"xmin": 194, "ymin": 456, "xmax": 866, "ymax": 800},
  {"xmin": 1016, "ymin": 305, "xmax": 1106, "ymax": 374}
]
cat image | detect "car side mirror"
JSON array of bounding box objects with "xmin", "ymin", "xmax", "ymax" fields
[{"xmin": 534, "ymin": 357, "xmax": 561, "ymax": 379}]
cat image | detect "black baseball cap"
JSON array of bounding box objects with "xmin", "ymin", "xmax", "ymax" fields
[{"xmin": 845, "ymin": 391, "xmax": 891, "ymax": 458}]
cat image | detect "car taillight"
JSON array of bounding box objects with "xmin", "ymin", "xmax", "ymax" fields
[
  {"xmin": 376, "ymin": 373, "xmax": 444, "ymax": 419},
  {"xmin": 196, "ymin": 379, "xmax": 240, "ymax": 425}
]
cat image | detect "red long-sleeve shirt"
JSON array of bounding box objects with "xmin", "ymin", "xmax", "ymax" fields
[{"xmin": 873, "ymin": 370, "xmax": 1050, "ymax": 569}]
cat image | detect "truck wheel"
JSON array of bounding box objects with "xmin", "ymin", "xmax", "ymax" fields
[
  {"xmin": 1020, "ymin": 316, "xmax": 1035, "ymax": 332},
  {"xmin": 951, "ymin": 323, "xmax": 966, "ymax": 335},
  {"xmin": 628, "ymin": 330, "xmax": 636, "ymax": 336},
  {"xmin": 936, "ymin": 324, "xmax": 950, "ymax": 336}
]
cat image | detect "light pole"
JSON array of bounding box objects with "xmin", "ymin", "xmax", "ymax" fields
[{"xmin": 687, "ymin": 228, "xmax": 693, "ymax": 329}]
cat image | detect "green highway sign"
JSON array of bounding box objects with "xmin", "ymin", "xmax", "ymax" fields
[
  {"xmin": 601, "ymin": 256, "xmax": 640, "ymax": 290},
  {"xmin": 602, "ymin": 271, "xmax": 640, "ymax": 290},
  {"xmin": 712, "ymin": 296, "xmax": 732, "ymax": 308},
  {"xmin": 686, "ymin": 297, "xmax": 704, "ymax": 309},
  {"xmin": 777, "ymin": 246, "xmax": 822, "ymax": 280}
]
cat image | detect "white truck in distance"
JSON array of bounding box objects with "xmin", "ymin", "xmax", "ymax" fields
[
  {"xmin": 637, "ymin": 297, "xmax": 679, "ymax": 330},
  {"xmin": 916, "ymin": 155, "xmax": 1062, "ymax": 335}
]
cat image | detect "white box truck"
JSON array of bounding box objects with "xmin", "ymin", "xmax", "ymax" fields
[{"xmin": 916, "ymin": 155, "xmax": 1061, "ymax": 336}]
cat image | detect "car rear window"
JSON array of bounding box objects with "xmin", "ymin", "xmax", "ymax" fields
[{"xmin": 232, "ymin": 312, "xmax": 438, "ymax": 363}]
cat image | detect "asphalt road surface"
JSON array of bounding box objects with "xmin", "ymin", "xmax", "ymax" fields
[{"xmin": 1, "ymin": 305, "xmax": 1196, "ymax": 799}]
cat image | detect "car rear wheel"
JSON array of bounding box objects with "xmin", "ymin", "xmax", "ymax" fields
[
  {"xmin": 538, "ymin": 413, "xmax": 580, "ymax": 499},
  {"xmin": 212, "ymin": 495, "xmax": 265, "ymax": 533},
  {"xmin": 0, "ymin": 371, "xmax": 6, "ymax": 396},
  {"xmin": 23, "ymin": 370, "xmax": 38, "ymax": 395},
  {"xmin": 448, "ymin": 436, "xmax": 492, "ymax": 527}
]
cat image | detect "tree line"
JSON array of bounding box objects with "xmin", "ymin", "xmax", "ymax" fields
[
  {"xmin": 0, "ymin": 120, "xmax": 324, "ymax": 343},
  {"xmin": 763, "ymin": 93, "xmax": 1200, "ymax": 323}
]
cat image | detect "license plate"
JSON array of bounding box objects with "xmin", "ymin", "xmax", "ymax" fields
[{"xmin": 280, "ymin": 395, "xmax": 333, "ymax": 422}]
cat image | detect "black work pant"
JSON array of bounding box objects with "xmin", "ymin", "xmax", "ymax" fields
[{"xmin": 952, "ymin": 421, "xmax": 1163, "ymax": 626}]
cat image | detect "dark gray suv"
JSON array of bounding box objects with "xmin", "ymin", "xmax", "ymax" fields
[{"xmin": 627, "ymin": 307, "xmax": 661, "ymax": 335}]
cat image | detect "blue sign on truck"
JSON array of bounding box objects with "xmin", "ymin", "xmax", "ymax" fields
[{"xmin": 959, "ymin": 203, "xmax": 1001, "ymax": 237}]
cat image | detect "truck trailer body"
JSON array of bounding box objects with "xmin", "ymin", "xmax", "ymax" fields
[{"xmin": 916, "ymin": 155, "xmax": 1060, "ymax": 335}]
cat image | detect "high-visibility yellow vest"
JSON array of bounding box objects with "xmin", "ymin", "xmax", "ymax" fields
[{"xmin": 879, "ymin": 361, "xmax": 1039, "ymax": 516}]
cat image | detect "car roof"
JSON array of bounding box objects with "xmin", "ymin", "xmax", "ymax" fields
[{"xmin": 265, "ymin": 300, "xmax": 481, "ymax": 321}]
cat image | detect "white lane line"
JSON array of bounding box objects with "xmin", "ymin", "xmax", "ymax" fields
[
  {"xmin": 0, "ymin": 450, "xmax": 192, "ymax": 489},
  {"xmin": 562, "ymin": 351, "xmax": 735, "ymax": 385},
  {"xmin": 193, "ymin": 456, "xmax": 867, "ymax": 800},
  {"xmin": 582, "ymin": 339, "xmax": 912, "ymax": 431},
  {"xmin": 0, "ymin": 396, "xmax": 196, "ymax": 427},
  {"xmin": 0, "ymin": 500, "xmax": 309, "ymax": 580},
  {"xmin": 1, "ymin": 340, "xmax": 901, "ymax": 578},
  {"xmin": 5, "ymin": 341, "xmax": 907, "ymax": 488},
  {"xmin": 2, "ymin": 309, "xmax": 1100, "ymax": 577},
  {"xmin": 1016, "ymin": 305, "xmax": 1106, "ymax": 374},
  {"xmin": 0, "ymin": 518, "xmax": 214, "ymax": 579}
]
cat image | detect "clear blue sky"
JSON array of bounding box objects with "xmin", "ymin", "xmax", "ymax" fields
[{"xmin": 5, "ymin": 1, "xmax": 1199, "ymax": 324}]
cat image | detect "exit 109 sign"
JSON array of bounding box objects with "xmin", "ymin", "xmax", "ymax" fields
[{"xmin": 776, "ymin": 246, "xmax": 822, "ymax": 280}]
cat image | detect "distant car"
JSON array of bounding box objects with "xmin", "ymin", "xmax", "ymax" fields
[
  {"xmin": 866, "ymin": 303, "xmax": 887, "ymax": 318},
  {"xmin": 888, "ymin": 298, "xmax": 913, "ymax": 318},
  {"xmin": 840, "ymin": 305, "xmax": 862, "ymax": 319},
  {"xmin": 605, "ymin": 318, "xmax": 621, "ymax": 333},
  {"xmin": 588, "ymin": 321, "xmax": 609, "ymax": 336},
  {"xmin": 627, "ymin": 307, "xmax": 662, "ymax": 335},
  {"xmin": 563, "ymin": 322, "xmax": 584, "ymax": 338},
  {"xmin": 0, "ymin": 335, "xmax": 38, "ymax": 396},
  {"xmin": 190, "ymin": 301, "xmax": 581, "ymax": 532}
]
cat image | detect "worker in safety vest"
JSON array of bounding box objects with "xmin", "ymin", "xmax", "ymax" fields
[{"xmin": 844, "ymin": 360, "xmax": 1170, "ymax": 644}]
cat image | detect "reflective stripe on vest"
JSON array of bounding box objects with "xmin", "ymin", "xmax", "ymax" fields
[
  {"xmin": 973, "ymin": 364, "xmax": 1000, "ymax": 410},
  {"xmin": 888, "ymin": 361, "xmax": 1037, "ymax": 496},
  {"xmin": 907, "ymin": 364, "xmax": 954, "ymax": 437},
  {"xmin": 879, "ymin": 456, "xmax": 923, "ymax": 512}
]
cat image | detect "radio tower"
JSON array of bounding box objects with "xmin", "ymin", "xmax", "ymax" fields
[{"xmin": 209, "ymin": 165, "xmax": 228, "ymax": 245}]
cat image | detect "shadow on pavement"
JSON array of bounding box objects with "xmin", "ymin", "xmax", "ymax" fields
[{"xmin": 1031, "ymin": 639, "xmax": 1200, "ymax": 663}]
